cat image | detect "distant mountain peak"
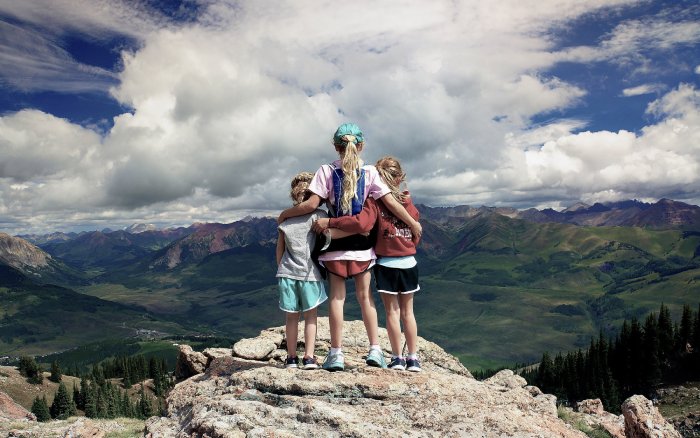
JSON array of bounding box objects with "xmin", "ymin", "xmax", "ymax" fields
[
  {"xmin": 0, "ymin": 233, "xmax": 51, "ymax": 270},
  {"xmin": 125, "ymin": 223, "xmax": 158, "ymax": 234},
  {"xmin": 562, "ymin": 202, "xmax": 590, "ymax": 213}
]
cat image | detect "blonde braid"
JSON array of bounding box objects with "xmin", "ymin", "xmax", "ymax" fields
[
  {"xmin": 290, "ymin": 171, "xmax": 314, "ymax": 205},
  {"xmin": 376, "ymin": 156, "xmax": 407, "ymax": 203},
  {"xmin": 336, "ymin": 135, "xmax": 364, "ymax": 214}
]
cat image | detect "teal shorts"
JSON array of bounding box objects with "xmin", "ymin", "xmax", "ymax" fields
[{"xmin": 278, "ymin": 278, "xmax": 328, "ymax": 313}]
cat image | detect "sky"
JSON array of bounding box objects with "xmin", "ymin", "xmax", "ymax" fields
[{"xmin": 0, "ymin": 0, "xmax": 699, "ymax": 234}]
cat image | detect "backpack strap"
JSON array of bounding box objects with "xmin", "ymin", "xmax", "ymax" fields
[{"xmin": 329, "ymin": 163, "xmax": 365, "ymax": 217}]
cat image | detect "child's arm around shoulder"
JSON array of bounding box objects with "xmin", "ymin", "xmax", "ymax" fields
[
  {"xmin": 379, "ymin": 194, "xmax": 422, "ymax": 241},
  {"xmin": 311, "ymin": 198, "xmax": 379, "ymax": 236},
  {"xmin": 277, "ymin": 194, "xmax": 323, "ymax": 224},
  {"xmin": 404, "ymin": 193, "xmax": 420, "ymax": 221}
]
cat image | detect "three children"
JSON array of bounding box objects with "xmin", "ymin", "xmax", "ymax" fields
[{"xmin": 276, "ymin": 123, "xmax": 422, "ymax": 372}]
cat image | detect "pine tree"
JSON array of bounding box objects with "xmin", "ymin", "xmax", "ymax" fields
[
  {"xmin": 642, "ymin": 313, "xmax": 661, "ymax": 395},
  {"xmin": 72, "ymin": 382, "xmax": 80, "ymax": 411},
  {"xmin": 50, "ymin": 382, "xmax": 76, "ymax": 420},
  {"xmin": 31, "ymin": 396, "xmax": 51, "ymax": 422},
  {"xmin": 575, "ymin": 349, "xmax": 587, "ymax": 398},
  {"xmin": 96, "ymin": 386, "xmax": 108, "ymax": 418},
  {"xmin": 156, "ymin": 397, "xmax": 165, "ymax": 416},
  {"xmin": 18, "ymin": 356, "xmax": 33, "ymax": 376},
  {"xmin": 76, "ymin": 375, "xmax": 88, "ymax": 410},
  {"xmin": 18, "ymin": 356, "xmax": 43, "ymax": 384},
  {"xmin": 92, "ymin": 364, "xmax": 105, "ymax": 386},
  {"xmin": 679, "ymin": 305, "xmax": 693, "ymax": 349},
  {"xmin": 657, "ymin": 303, "xmax": 674, "ymax": 376},
  {"xmin": 629, "ymin": 318, "xmax": 645, "ymax": 395},
  {"xmin": 149, "ymin": 357, "xmax": 159, "ymax": 380},
  {"xmin": 106, "ymin": 382, "xmax": 118, "ymax": 418},
  {"xmin": 83, "ymin": 383, "xmax": 97, "ymax": 418},
  {"xmin": 138, "ymin": 384, "xmax": 153, "ymax": 419},
  {"xmin": 552, "ymin": 353, "xmax": 565, "ymax": 399},
  {"xmin": 121, "ymin": 390, "xmax": 133, "ymax": 418},
  {"xmin": 123, "ymin": 366, "xmax": 132, "ymax": 389},
  {"xmin": 692, "ymin": 304, "xmax": 700, "ymax": 379},
  {"xmin": 536, "ymin": 352, "xmax": 554, "ymax": 392},
  {"xmin": 49, "ymin": 360, "xmax": 62, "ymax": 383}
]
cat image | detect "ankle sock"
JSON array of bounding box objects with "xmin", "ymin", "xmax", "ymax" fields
[
  {"xmin": 330, "ymin": 347, "xmax": 343, "ymax": 356},
  {"xmin": 407, "ymin": 353, "xmax": 418, "ymax": 360},
  {"xmin": 370, "ymin": 344, "xmax": 381, "ymax": 352}
]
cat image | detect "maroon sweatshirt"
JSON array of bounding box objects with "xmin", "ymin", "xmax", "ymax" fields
[{"xmin": 328, "ymin": 194, "xmax": 420, "ymax": 257}]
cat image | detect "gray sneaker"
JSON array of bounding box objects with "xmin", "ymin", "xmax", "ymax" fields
[
  {"xmin": 366, "ymin": 349, "xmax": 387, "ymax": 368},
  {"xmin": 322, "ymin": 353, "xmax": 345, "ymax": 371}
]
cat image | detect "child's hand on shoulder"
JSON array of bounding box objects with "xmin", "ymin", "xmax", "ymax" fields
[
  {"xmin": 312, "ymin": 218, "xmax": 330, "ymax": 233},
  {"xmin": 410, "ymin": 220, "xmax": 422, "ymax": 242}
]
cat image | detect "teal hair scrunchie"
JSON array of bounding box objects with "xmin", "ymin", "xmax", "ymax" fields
[{"xmin": 333, "ymin": 123, "xmax": 364, "ymax": 144}]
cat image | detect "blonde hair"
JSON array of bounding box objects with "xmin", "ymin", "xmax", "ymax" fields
[
  {"xmin": 334, "ymin": 134, "xmax": 364, "ymax": 214},
  {"xmin": 290, "ymin": 171, "xmax": 314, "ymax": 205},
  {"xmin": 376, "ymin": 156, "xmax": 407, "ymax": 203}
]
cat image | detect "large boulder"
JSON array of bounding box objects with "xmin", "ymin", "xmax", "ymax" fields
[
  {"xmin": 149, "ymin": 318, "xmax": 585, "ymax": 437},
  {"xmin": 621, "ymin": 394, "xmax": 681, "ymax": 438},
  {"xmin": 0, "ymin": 390, "xmax": 35, "ymax": 422},
  {"xmin": 569, "ymin": 398, "xmax": 625, "ymax": 438},
  {"xmin": 174, "ymin": 344, "xmax": 209, "ymax": 379}
]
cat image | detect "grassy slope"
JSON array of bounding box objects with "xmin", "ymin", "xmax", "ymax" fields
[
  {"xmin": 0, "ymin": 366, "xmax": 81, "ymax": 410},
  {"xmin": 0, "ymin": 281, "xmax": 190, "ymax": 356}
]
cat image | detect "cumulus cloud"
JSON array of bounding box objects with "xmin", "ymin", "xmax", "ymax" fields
[
  {"xmin": 484, "ymin": 84, "xmax": 700, "ymax": 205},
  {"xmin": 0, "ymin": 110, "xmax": 101, "ymax": 181},
  {"xmin": 1, "ymin": 0, "xmax": 700, "ymax": 233}
]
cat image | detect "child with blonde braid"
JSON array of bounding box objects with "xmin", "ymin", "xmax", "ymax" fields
[
  {"xmin": 276, "ymin": 172, "xmax": 328, "ymax": 369},
  {"xmin": 278, "ymin": 123, "xmax": 422, "ymax": 371},
  {"xmin": 314, "ymin": 156, "xmax": 422, "ymax": 371}
]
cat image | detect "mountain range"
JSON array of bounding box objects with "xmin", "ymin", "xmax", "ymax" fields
[
  {"xmin": 419, "ymin": 198, "xmax": 700, "ymax": 228},
  {"xmin": 3, "ymin": 198, "xmax": 700, "ymax": 368}
]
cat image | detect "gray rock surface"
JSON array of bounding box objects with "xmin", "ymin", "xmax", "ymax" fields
[
  {"xmin": 622, "ymin": 394, "xmax": 681, "ymax": 438},
  {"xmin": 565, "ymin": 398, "xmax": 625, "ymax": 438},
  {"xmin": 150, "ymin": 318, "xmax": 585, "ymax": 437},
  {"xmin": 174, "ymin": 344, "xmax": 209, "ymax": 379}
]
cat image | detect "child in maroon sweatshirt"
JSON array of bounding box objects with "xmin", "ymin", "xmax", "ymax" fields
[{"xmin": 314, "ymin": 156, "xmax": 422, "ymax": 372}]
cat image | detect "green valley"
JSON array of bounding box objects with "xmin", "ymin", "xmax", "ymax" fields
[{"xmin": 3, "ymin": 204, "xmax": 700, "ymax": 372}]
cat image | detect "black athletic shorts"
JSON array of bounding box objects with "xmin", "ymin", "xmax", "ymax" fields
[{"xmin": 374, "ymin": 264, "xmax": 420, "ymax": 295}]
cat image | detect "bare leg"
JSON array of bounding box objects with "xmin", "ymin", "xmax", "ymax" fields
[
  {"xmin": 354, "ymin": 270, "xmax": 379, "ymax": 346},
  {"xmin": 400, "ymin": 293, "xmax": 418, "ymax": 354},
  {"xmin": 328, "ymin": 273, "xmax": 346, "ymax": 349},
  {"xmin": 303, "ymin": 308, "xmax": 318, "ymax": 358},
  {"xmin": 381, "ymin": 293, "xmax": 402, "ymax": 356},
  {"xmin": 285, "ymin": 312, "xmax": 300, "ymax": 357}
]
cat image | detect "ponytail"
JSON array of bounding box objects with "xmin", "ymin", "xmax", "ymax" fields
[
  {"xmin": 376, "ymin": 156, "xmax": 406, "ymax": 203},
  {"xmin": 335, "ymin": 134, "xmax": 364, "ymax": 214},
  {"xmin": 289, "ymin": 171, "xmax": 314, "ymax": 205}
]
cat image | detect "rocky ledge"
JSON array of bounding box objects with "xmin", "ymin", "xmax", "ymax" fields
[
  {"xmin": 148, "ymin": 318, "xmax": 584, "ymax": 437},
  {"xmin": 147, "ymin": 318, "xmax": 682, "ymax": 437}
]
